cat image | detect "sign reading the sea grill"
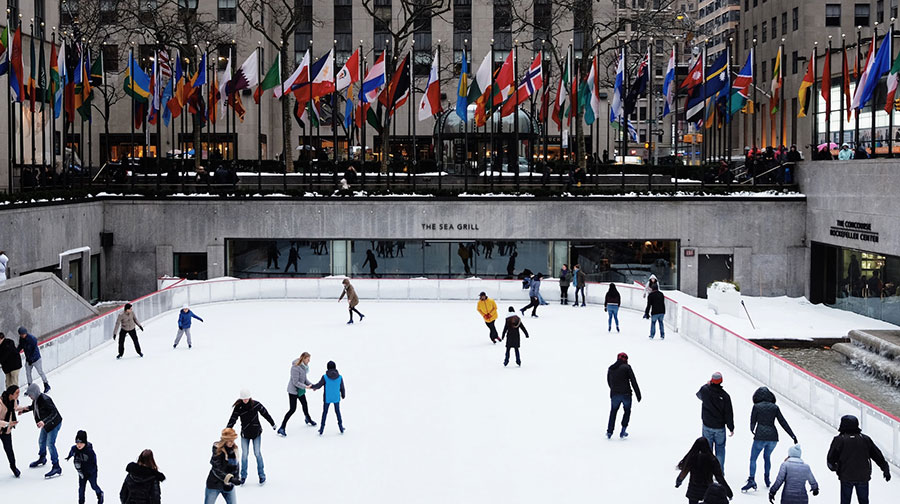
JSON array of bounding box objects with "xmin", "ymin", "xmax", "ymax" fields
[
  {"xmin": 421, "ymin": 223, "xmax": 481, "ymax": 231},
  {"xmin": 830, "ymin": 220, "xmax": 879, "ymax": 243}
]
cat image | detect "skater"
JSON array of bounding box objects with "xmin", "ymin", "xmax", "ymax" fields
[
  {"xmin": 606, "ymin": 352, "xmax": 641, "ymax": 439},
  {"xmin": 65, "ymin": 430, "xmax": 103, "ymax": 504},
  {"xmin": 311, "ymin": 361, "xmax": 345, "ymax": 435},
  {"xmin": 701, "ymin": 483, "xmax": 731, "ymax": 504},
  {"xmin": 643, "ymin": 273, "xmax": 659, "ymax": 298},
  {"xmin": 0, "ymin": 331, "xmax": 22, "ymax": 388},
  {"xmin": 675, "ymin": 437, "xmax": 734, "ymax": 504},
  {"xmin": 278, "ymin": 352, "xmax": 316, "ymax": 436},
  {"xmin": 519, "ymin": 273, "xmax": 542, "ymax": 318},
  {"xmin": 604, "ymin": 284, "xmax": 621, "ymax": 332},
  {"xmin": 572, "ymin": 264, "xmax": 586, "ymax": 307},
  {"xmin": 120, "ymin": 449, "xmax": 165, "ymax": 504},
  {"xmin": 339, "ymin": 278, "xmax": 365, "ymax": 324},
  {"xmin": 174, "ymin": 304, "xmax": 204, "ymax": 349},
  {"xmin": 697, "ymin": 372, "xmax": 734, "ymax": 473},
  {"xmin": 363, "ymin": 249, "xmax": 379, "ymax": 277},
  {"xmin": 558, "ymin": 264, "xmax": 571, "ymax": 305},
  {"xmin": 500, "ymin": 307, "xmax": 529, "ymax": 366},
  {"xmin": 18, "ymin": 382, "xmax": 63, "ymax": 478},
  {"xmin": 1, "ymin": 385, "xmax": 20, "ymax": 477},
  {"xmin": 643, "ymin": 284, "xmax": 666, "ymax": 339},
  {"xmin": 17, "ymin": 327, "xmax": 50, "ymax": 392},
  {"xmin": 113, "ymin": 304, "xmax": 145, "ymax": 359},
  {"xmin": 205, "ymin": 428, "xmax": 241, "ymax": 504},
  {"xmin": 226, "ymin": 389, "xmax": 276, "ymax": 485},
  {"xmin": 284, "ymin": 245, "xmax": 300, "ymax": 273},
  {"xmin": 741, "ymin": 386, "xmax": 798, "ymax": 492},
  {"xmin": 476, "ymin": 292, "xmax": 500, "ymax": 344},
  {"xmin": 769, "ymin": 444, "xmax": 819, "ymax": 504},
  {"xmin": 826, "ymin": 414, "xmax": 891, "ymax": 504}
]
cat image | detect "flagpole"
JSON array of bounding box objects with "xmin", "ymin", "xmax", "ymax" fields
[
  {"xmin": 436, "ymin": 45, "xmax": 442, "ymax": 191},
  {"xmin": 213, "ymin": 45, "xmax": 218, "ymax": 179},
  {"xmin": 129, "ymin": 44, "xmax": 135, "ymax": 190},
  {"xmin": 889, "ymin": 22, "xmax": 895, "ymax": 159},
  {"xmin": 88, "ymin": 46, "xmax": 93, "ymax": 187},
  {"xmin": 362, "ymin": 52, "xmax": 368, "ymax": 179},
  {"xmin": 648, "ymin": 38, "xmax": 654, "ymax": 187},
  {"xmin": 855, "ymin": 27, "xmax": 861, "ymax": 150},
  {"xmin": 8, "ymin": 12, "xmax": 15, "ymax": 192},
  {"xmin": 812, "ymin": 42, "xmax": 818, "ymax": 161},
  {"xmin": 727, "ymin": 37, "xmax": 734, "ymax": 165},
  {"xmin": 50, "ymin": 29, "xmax": 56, "ymax": 185},
  {"xmin": 673, "ymin": 41, "xmax": 678, "ymax": 189},
  {"xmin": 542, "ymin": 40, "xmax": 548, "ymax": 167},
  {"xmin": 826, "ymin": 36, "xmax": 833, "ymax": 157},
  {"xmin": 40, "ymin": 22, "xmax": 46, "ymax": 175},
  {"xmin": 29, "ymin": 22, "xmax": 35, "ymax": 173},
  {"xmin": 752, "ymin": 37, "xmax": 758, "ymax": 150},
  {"xmin": 155, "ymin": 45, "xmax": 162, "ymax": 191},
  {"xmin": 489, "ymin": 39, "xmax": 494, "ymax": 191},
  {"xmin": 255, "ymin": 43, "xmax": 262, "ymax": 191},
  {"xmin": 231, "ymin": 41, "xmax": 237, "ymax": 167},
  {"xmin": 840, "ymin": 35, "xmax": 846, "ymax": 149},
  {"xmin": 620, "ymin": 42, "xmax": 627, "ymax": 186},
  {"xmin": 307, "ymin": 40, "xmax": 313, "ymax": 186},
  {"xmin": 513, "ymin": 40, "xmax": 520, "ymax": 192},
  {"xmin": 463, "ymin": 41, "xmax": 469, "ymax": 193},
  {"xmin": 332, "ymin": 40, "xmax": 339, "ymax": 166},
  {"xmin": 871, "ymin": 24, "xmax": 879, "ymax": 157}
]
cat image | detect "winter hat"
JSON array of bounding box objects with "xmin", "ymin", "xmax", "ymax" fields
[
  {"xmin": 710, "ymin": 372, "xmax": 723, "ymax": 384},
  {"xmin": 25, "ymin": 383, "xmax": 41, "ymax": 400},
  {"xmin": 17, "ymin": 326, "xmax": 27, "ymax": 335},
  {"xmin": 181, "ymin": 304, "xmax": 189, "ymax": 310},
  {"xmin": 508, "ymin": 306, "xmax": 515, "ymax": 312},
  {"xmin": 220, "ymin": 428, "xmax": 238, "ymax": 441},
  {"xmin": 124, "ymin": 303, "xmax": 133, "ymax": 310},
  {"xmin": 327, "ymin": 360, "xmax": 336, "ymax": 370},
  {"xmin": 75, "ymin": 430, "xmax": 88, "ymax": 444},
  {"xmin": 239, "ymin": 389, "xmax": 251, "ymax": 400},
  {"xmin": 617, "ymin": 352, "xmax": 628, "ymax": 362},
  {"xmin": 478, "ymin": 292, "xmax": 486, "ymax": 298},
  {"xmin": 788, "ymin": 444, "xmax": 802, "ymax": 459}
]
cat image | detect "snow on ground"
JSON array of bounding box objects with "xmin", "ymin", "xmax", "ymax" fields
[{"xmin": 3, "ymin": 300, "xmax": 895, "ymax": 502}]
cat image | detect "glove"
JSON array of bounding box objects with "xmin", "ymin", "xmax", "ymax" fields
[
  {"xmin": 112, "ymin": 333, "xmax": 116, "ymax": 340},
  {"xmin": 812, "ymin": 488, "xmax": 819, "ymax": 496},
  {"xmin": 604, "ymin": 307, "xmax": 607, "ymax": 312},
  {"xmin": 674, "ymin": 477, "xmax": 682, "ymax": 488},
  {"xmin": 885, "ymin": 470, "xmax": 892, "ymax": 482},
  {"xmin": 636, "ymin": 395, "xmax": 642, "ymax": 403},
  {"xmin": 643, "ymin": 314, "xmax": 650, "ymax": 319},
  {"xmin": 791, "ymin": 436, "xmax": 798, "ymax": 444},
  {"xmin": 768, "ymin": 492, "xmax": 775, "ymax": 503}
]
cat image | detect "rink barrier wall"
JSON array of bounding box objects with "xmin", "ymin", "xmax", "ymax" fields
[{"xmin": 679, "ymin": 307, "xmax": 900, "ymax": 468}]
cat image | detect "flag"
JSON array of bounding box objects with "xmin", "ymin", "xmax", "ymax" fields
[
  {"xmin": 9, "ymin": 26, "xmax": 23, "ymax": 102},
  {"xmin": 681, "ymin": 55, "xmax": 703, "ymax": 90},
  {"xmin": 384, "ymin": 53, "xmax": 410, "ymax": 117},
  {"xmin": 662, "ymin": 48, "xmax": 676, "ymax": 117},
  {"xmin": 28, "ymin": 31, "xmax": 36, "ymax": 111},
  {"xmin": 609, "ymin": 49, "xmax": 624, "ymax": 124},
  {"xmin": 770, "ymin": 46, "xmax": 782, "ymax": 114},
  {"xmin": 491, "ymin": 50, "xmax": 516, "ymax": 108},
  {"xmin": 584, "ymin": 55, "xmax": 601, "ymax": 124},
  {"xmin": 158, "ymin": 50, "xmax": 171, "ymax": 78},
  {"xmin": 124, "ymin": 51, "xmax": 151, "ymax": 102},
  {"xmin": 208, "ymin": 69, "xmax": 220, "ymax": 124},
  {"xmin": 38, "ymin": 36, "xmax": 47, "ymax": 111},
  {"xmin": 822, "ymin": 48, "xmax": 832, "ymax": 116},
  {"xmin": 255, "ymin": 52, "xmax": 280, "ymax": 103},
  {"xmin": 624, "ymin": 49, "xmax": 649, "ymax": 117},
  {"xmin": 451, "ymin": 49, "xmax": 467, "ymax": 122},
  {"xmin": 0, "ymin": 26, "xmax": 8, "ymax": 76},
  {"xmin": 226, "ymin": 49, "xmax": 260, "ymax": 95},
  {"xmin": 501, "ymin": 52, "xmax": 542, "ymax": 117},
  {"xmin": 885, "ymin": 49, "xmax": 900, "ymax": 112},
  {"xmin": 90, "ymin": 49, "xmax": 103, "ymax": 86},
  {"xmin": 147, "ymin": 50, "xmax": 159, "ymax": 125},
  {"xmin": 161, "ymin": 77, "xmax": 174, "ymax": 126},
  {"xmin": 275, "ymin": 49, "xmax": 307, "ymax": 99},
  {"xmin": 539, "ymin": 81, "xmax": 550, "ymax": 124},
  {"xmin": 360, "ymin": 50, "xmax": 385, "ymax": 103},
  {"xmin": 420, "ymin": 50, "xmax": 442, "ymax": 121},
  {"xmin": 292, "ymin": 49, "xmax": 335, "ymax": 99},
  {"xmin": 843, "ymin": 45, "xmax": 852, "ymax": 120},
  {"xmin": 730, "ymin": 49, "xmax": 753, "ymax": 115},
  {"xmin": 855, "ymin": 34, "xmax": 890, "ymax": 109},
  {"xmin": 798, "ymin": 51, "xmax": 815, "ymax": 117},
  {"xmin": 192, "ymin": 52, "xmax": 206, "ymax": 88},
  {"xmin": 343, "ymin": 88, "xmax": 353, "ymax": 129},
  {"xmin": 336, "ymin": 48, "xmax": 359, "ymax": 91},
  {"xmin": 218, "ymin": 52, "xmax": 231, "ymax": 117},
  {"xmin": 74, "ymin": 48, "xmax": 93, "ymax": 121},
  {"xmin": 468, "ymin": 51, "xmax": 491, "ymax": 120},
  {"xmin": 52, "ymin": 42, "xmax": 63, "ymax": 117},
  {"xmin": 685, "ymin": 52, "xmax": 707, "ymax": 123},
  {"xmin": 168, "ymin": 53, "xmax": 184, "ymax": 118},
  {"xmin": 555, "ymin": 53, "xmax": 572, "ymax": 127}
]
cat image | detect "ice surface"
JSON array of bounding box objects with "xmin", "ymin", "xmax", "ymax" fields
[{"xmin": 3, "ymin": 300, "xmax": 894, "ymax": 502}]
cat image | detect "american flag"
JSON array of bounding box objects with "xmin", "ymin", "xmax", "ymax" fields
[{"xmin": 158, "ymin": 50, "xmax": 172, "ymax": 79}]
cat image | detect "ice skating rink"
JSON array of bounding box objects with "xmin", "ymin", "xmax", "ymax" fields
[{"xmin": 3, "ymin": 300, "xmax": 895, "ymax": 502}]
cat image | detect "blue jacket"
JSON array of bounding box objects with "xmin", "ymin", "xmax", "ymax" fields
[
  {"xmin": 66, "ymin": 443, "xmax": 98, "ymax": 477},
  {"xmin": 312, "ymin": 369, "xmax": 345, "ymax": 404},
  {"xmin": 528, "ymin": 278, "xmax": 541, "ymax": 297},
  {"xmin": 771, "ymin": 457, "xmax": 818, "ymax": 504},
  {"xmin": 17, "ymin": 331, "xmax": 40, "ymax": 364},
  {"xmin": 177, "ymin": 310, "xmax": 203, "ymax": 329}
]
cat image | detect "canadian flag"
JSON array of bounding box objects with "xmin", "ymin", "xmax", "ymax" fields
[{"xmin": 418, "ymin": 51, "xmax": 441, "ymax": 121}]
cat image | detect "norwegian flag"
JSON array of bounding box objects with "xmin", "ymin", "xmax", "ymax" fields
[
  {"xmin": 500, "ymin": 52, "xmax": 542, "ymax": 117},
  {"xmin": 158, "ymin": 50, "xmax": 172, "ymax": 79}
]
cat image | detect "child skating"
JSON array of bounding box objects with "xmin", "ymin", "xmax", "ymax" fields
[
  {"xmin": 66, "ymin": 430, "xmax": 103, "ymax": 503},
  {"xmin": 311, "ymin": 361, "xmax": 345, "ymax": 435},
  {"xmin": 173, "ymin": 304, "xmax": 203, "ymax": 349}
]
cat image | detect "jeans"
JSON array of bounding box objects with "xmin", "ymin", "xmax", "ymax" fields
[
  {"xmin": 504, "ymin": 347, "xmax": 521, "ymax": 366},
  {"xmin": 702, "ymin": 425, "xmax": 727, "ymax": 473},
  {"xmin": 117, "ymin": 329, "xmax": 142, "ymax": 357},
  {"xmin": 537, "ymin": 292, "xmax": 548, "ymax": 305},
  {"xmin": 650, "ymin": 314, "xmax": 665, "ymax": 338},
  {"xmin": 239, "ymin": 435, "xmax": 264, "ymax": 481},
  {"xmin": 204, "ymin": 487, "xmax": 237, "ymax": 504},
  {"xmin": 749, "ymin": 439, "xmax": 777, "ymax": 480},
  {"xmin": 607, "ymin": 305, "xmax": 620, "ymax": 330},
  {"xmin": 174, "ymin": 328, "xmax": 192, "ymax": 347},
  {"xmin": 38, "ymin": 422, "xmax": 61, "ymax": 465},
  {"xmin": 840, "ymin": 481, "xmax": 869, "ymax": 504},
  {"xmin": 78, "ymin": 473, "xmax": 103, "ymax": 503},
  {"xmin": 607, "ymin": 394, "xmax": 632, "ymax": 434},
  {"xmin": 521, "ymin": 297, "xmax": 539, "ymax": 316},
  {"xmin": 485, "ymin": 321, "xmax": 499, "ymax": 342},
  {"xmin": 320, "ymin": 402, "xmax": 343, "ymax": 433},
  {"xmin": 281, "ymin": 393, "xmax": 312, "ymax": 430},
  {"xmin": 574, "ymin": 286, "xmax": 586, "ymax": 305},
  {"xmin": 25, "ymin": 358, "xmax": 48, "ymax": 385}
]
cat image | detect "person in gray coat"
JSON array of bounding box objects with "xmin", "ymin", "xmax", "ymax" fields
[
  {"xmin": 519, "ymin": 273, "xmax": 542, "ymax": 318},
  {"xmin": 277, "ymin": 352, "xmax": 315, "ymax": 436},
  {"xmin": 769, "ymin": 444, "xmax": 819, "ymax": 504},
  {"xmin": 558, "ymin": 264, "xmax": 571, "ymax": 305}
]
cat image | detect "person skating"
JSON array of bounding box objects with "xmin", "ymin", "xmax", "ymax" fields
[
  {"xmin": 339, "ymin": 278, "xmax": 365, "ymax": 324},
  {"xmin": 173, "ymin": 304, "xmax": 204, "ymax": 349},
  {"xmin": 205, "ymin": 428, "xmax": 241, "ymax": 504},
  {"xmin": 226, "ymin": 389, "xmax": 276, "ymax": 485},
  {"xmin": 17, "ymin": 327, "xmax": 50, "ymax": 391},
  {"xmin": 278, "ymin": 352, "xmax": 316, "ymax": 437},
  {"xmin": 701, "ymin": 483, "xmax": 731, "ymax": 504},
  {"xmin": 0, "ymin": 331, "xmax": 23, "ymax": 388},
  {"xmin": 558, "ymin": 264, "xmax": 571, "ymax": 305},
  {"xmin": 643, "ymin": 284, "xmax": 666, "ymax": 339},
  {"xmin": 113, "ymin": 304, "xmax": 145, "ymax": 359},
  {"xmin": 604, "ymin": 284, "xmax": 621, "ymax": 332},
  {"xmin": 120, "ymin": 449, "xmax": 165, "ymax": 504},
  {"xmin": 311, "ymin": 361, "xmax": 345, "ymax": 435},
  {"xmin": 476, "ymin": 292, "xmax": 500, "ymax": 344},
  {"xmin": 826, "ymin": 414, "xmax": 891, "ymax": 504},
  {"xmin": 572, "ymin": 264, "xmax": 586, "ymax": 307},
  {"xmin": 696, "ymin": 372, "xmax": 734, "ymax": 473},
  {"xmin": 742, "ymin": 386, "xmax": 799, "ymax": 492},
  {"xmin": 65, "ymin": 430, "xmax": 103, "ymax": 504},
  {"xmin": 500, "ymin": 307, "xmax": 529, "ymax": 366},
  {"xmin": 768, "ymin": 444, "xmax": 819, "ymax": 504},
  {"xmin": 17, "ymin": 382, "xmax": 63, "ymax": 478},
  {"xmin": 519, "ymin": 273, "xmax": 542, "ymax": 318},
  {"xmin": 0, "ymin": 385, "xmax": 21, "ymax": 477},
  {"xmin": 643, "ymin": 273, "xmax": 659, "ymax": 298},
  {"xmin": 675, "ymin": 437, "xmax": 734, "ymax": 504},
  {"xmin": 606, "ymin": 352, "xmax": 641, "ymax": 439}
]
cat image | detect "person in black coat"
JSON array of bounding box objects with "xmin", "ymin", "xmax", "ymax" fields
[
  {"xmin": 643, "ymin": 284, "xmax": 666, "ymax": 339},
  {"xmin": 742, "ymin": 386, "xmax": 798, "ymax": 491},
  {"xmin": 696, "ymin": 372, "xmax": 734, "ymax": 473},
  {"xmin": 676, "ymin": 437, "xmax": 734, "ymax": 504},
  {"xmin": 604, "ymin": 284, "xmax": 622, "ymax": 332},
  {"xmin": 65, "ymin": 430, "xmax": 103, "ymax": 504},
  {"xmin": 205, "ymin": 428, "xmax": 241, "ymax": 502},
  {"xmin": 500, "ymin": 307, "xmax": 529, "ymax": 367},
  {"xmin": 1, "ymin": 385, "xmax": 21, "ymax": 477},
  {"xmin": 0, "ymin": 332, "xmax": 23, "ymax": 388},
  {"xmin": 606, "ymin": 352, "xmax": 641, "ymax": 439},
  {"xmin": 120, "ymin": 449, "xmax": 165, "ymax": 504},
  {"xmin": 826, "ymin": 415, "xmax": 891, "ymax": 504},
  {"xmin": 18, "ymin": 382, "xmax": 63, "ymax": 478},
  {"xmin": 225, "ymin": 390, "xmax": 276, "ymax": 485}
]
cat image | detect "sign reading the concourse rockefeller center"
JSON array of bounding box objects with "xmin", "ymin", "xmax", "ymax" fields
[{"xmin": 830, "ymin": 219, "xmax": 879, "ymax": 243}]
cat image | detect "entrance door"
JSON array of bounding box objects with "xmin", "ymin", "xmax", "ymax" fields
[{"xmin": 698, "ymin": 254, "xmax": 733, "ymax": 299}]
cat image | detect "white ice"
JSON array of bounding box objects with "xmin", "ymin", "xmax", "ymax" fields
[{"xmin": 3, "ymin": 299, "xmax": 895, "ymax": 502}]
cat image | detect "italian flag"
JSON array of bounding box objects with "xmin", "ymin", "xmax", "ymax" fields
[{"xmin": 885, "ymin": 50, "xmax": 900, "ymax": 113}]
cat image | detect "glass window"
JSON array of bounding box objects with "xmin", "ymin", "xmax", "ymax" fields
[
  {"xmin": 295, "ymin": 0, "xmax": 313, "ymax": 62},
  {"xmin": 100, "ymin": 0, "xmax": 118, "ymax": 24},
  {"xmin": 102, "ymin": 44, "xmax": 119, "ymax": 72},
  {"xmin": 493, "ymin": 0, "xmax": 512, "ymax": 55},
  {"xmin": 174, "ymin": 253, "xmax": 208, "ymax": 280},
  {"xmin": 570, "ymin": 241, "xmax": 679, "ymax": 290},
  {"xmin": 218, "ymin": 0, "xmax": 237, "ymax": 23},
  {"xmin": 217, "ymin": 44, "xmax": 235, "ymax": 71},
  {"xmin": 830, "ymin": 245, "xmax": 900, "ymax": 326},
  {"xmin": 793, "ymin": 7, "xmax": 799, "ymax": 30},
  {"xmin": 854, "ymin": 3, "xmax": 870, "ymax": 26},
  {"xmin": 772, "ymin": 17, "xmax": 777, "ymax": 39},
  {"xmin": 228, "ymin": 240, "xmax": 332, "ymax": 277},
  {"xmin": 782, "ymin": 12, "xmax": 787, "ymax": 35},
  {"xmin": 60, "ymin": 0, "xmax": 77, "ymax": 26},
  {"xmin": 761, "ymin": 21, "xmax": 767, "ymax": 43},
  {"xmin": 825, "ymin": 4, "xmax": 841, "ymax": 27}
]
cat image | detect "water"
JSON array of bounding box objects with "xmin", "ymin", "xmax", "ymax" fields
[{"xmin": 773, "ymin": 347, "xmax": 900, "ymax": 418}]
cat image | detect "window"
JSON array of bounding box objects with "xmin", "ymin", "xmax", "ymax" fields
[
  {"xmin": 138, "ymin": 44, "xmax": 156, "ymax": 69},
  {"xmin": 335, "ymin": 0, "xmax": 352, "ymax": 69},
  {"xmin": 782, "ymin": 12, "xmax": 787, "ymax": 35},
  {"xmin": 855, "ymin": 3, "xmax": 870, "ymax": 26},
  {"xmin": 218, "ymin": 0, "xmax": 237, "ymax": 23},
  {"xmin": 493, "ymin": 0, "xmax": 512, "ymax": 60},
  {"xmin": 761, "ymin": 21, "xmax": 767, "ymax": 42},
  {"xmin": 772, "ymin": 17, "xmax": 777, "ymax": 39},
  {"xmin": 744, "ymin": 29, "xmax": 749, "ymax": 50},
  {"xmin": 792, "ymin": 50, "xmax": 798, "ymax": 74},
  {"xmin": 413, "ymin": 0, "xmax": 433, "ymax": 76},
  {"xmin": 178, "ymin": 0, "xmax": 198, "ymax": 9},
  {"xmin": 744, "ymin": 0, "xmax": 749, "ymax": 11},
  {"xmin": 217, "ymin": 43, "xmax": 235, "ymax": 71},
  {"xmin": 893, "ymin": 0, "xmax": 898, "ymax": 19},
  {"xmin": 102, "ymin": 44, "xmax": 119, "ymax": 72},
  {"xmin": 100, "ymin": 0, "xmax": 118, "ymax": 24},
  {"xmin": 295, "ymin": 0, "xmax": 313, "ymax": 63},
  {"xmin": 761, "ymin": 60, "xmax": 767, "ymax": 83},
  {"xmin": 138, "ymin": 0, "xmax": 157, "ymax": 22},
  {"xmin": 825, "ymin": 4, "xmax": 841, "ymax": 26},
  {"xmin": 373, "ymin": 0, "xmax": 391, "ymax": 63},
  {"xmin": 793, "ymin": 7, "xmax": 799, "ymax": 30},
  {"xmin": 533, "ymin": 0, "xmax": 550, "ymax": 50},
  {"xmin": 877, "ymin": 0, "xmax": 884, "ymax": 23},
  {"xmin": 7, "ymin": 0, "xmax": 17, "ymax": 29},
  {"xmin": 753, "ymin": 25, "xmax": 757, "ymax": 43},
  {"xmin": 35, "ymin": 0, "xmax": 45, "ymax": 31},
  {"xmin": 60, "ymin": 0, "xmax": 76, "ymax": 26},
  {"xmin": 454, "ymin": 0, "xmax": 472, "ymax": 72}
]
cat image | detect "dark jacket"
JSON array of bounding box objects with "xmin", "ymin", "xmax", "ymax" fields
[
  {"xmin": 644, "ymin": 290, "xmax": 666, "ymax": 316},
  {"xmin": 826, "ymin": 415, "xmax": 890, "ymax": 482},
  {"xmin": 701, "ymin": 483, "xmax": 731, "ymax": 504},
  {"xmin": 696, "ymin": 383, "xmax": 734, "ymax": 431},
  {"xmin": 500, "ymin": 314, "xmax": 529, "ymax": 348},
  {"xmin": 226, "ymin": 399, "xmax": 276, "ymax": 439},
  {"xmin": 0, "ymin": 337, "xmax": 22, "ymax": 372},
  {"xmin": 311, "ymin": 368, "xmax": 346, "ymax": 404},
  {"xmin": 21, "ymin": 387, "xmax": 62, "ymax": 433},
  {"xmin": 750, "ymin": 387, "xmax": 796, "ymax": 442},
  {"xmin": 573, "ymin": 269, "xmax": 586, "ymax": 288},
  {"xmin": 205, "ymin": 444, "xmax": 240, "ymax": 491},
  {"xmin": 676, "ymin": 453, "xmax": 733, "ymax": 501},
  {"xmin": 558, "ymin": 269, "xmax": 571, "ymax": 288},
  {"xmin": 607, "ymin": 360, "xmax": 641, "ymax": 400},
  {"xmin": 66, "ymin": 442, "xmax": 98, "ymax": 477},
  {"xmin": 604, "ymin": 290, "xmax": 621, "ymax": 307},
  {"xmin": 17, "ymin": 332, "xmax": 41, "ymax": 364},
  {"xmin": 120, "ymin": 462, "xmax": 165, "ymax": 504}
]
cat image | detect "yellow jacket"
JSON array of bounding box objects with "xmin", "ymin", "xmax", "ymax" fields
[{"xmin": 477, "ymin": 298, "xmax": 498, "ymax": 323}]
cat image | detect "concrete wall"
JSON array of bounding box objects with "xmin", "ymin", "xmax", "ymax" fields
[{"xmin": 0, "ymin": 273, "xmax": 99, "ymax": 339}]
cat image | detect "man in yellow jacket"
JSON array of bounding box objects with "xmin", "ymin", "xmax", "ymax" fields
[{"xmin": 477, "ymin": 292, "xmax": 500, "ymax": 344}]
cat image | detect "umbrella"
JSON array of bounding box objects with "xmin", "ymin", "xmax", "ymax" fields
[{"xmin": 817, "ymin": 142, "xmax": 838, "ymax": 151}]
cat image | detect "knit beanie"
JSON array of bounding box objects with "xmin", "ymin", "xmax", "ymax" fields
[
  {"xmin": 788, "ymin": 444, "xmax": 802, "ymax": 459},
  {"xmin": 327, "ymin": 360, "xmax": 336, "ymax": 370},
  {"xmin": 617, "ymin": 352, "xmax": 628, "ymax": 362},
  {"xmin": 710, "ymin": 372, "xmax": 723, "ymax": 384},
  {"xmin": 17, "ymin": 326, "xmax": 27, "ymax": 335},
  {"xmin": 76, "ymin": 430, "xmax": 88, "ymax": 444},
  {"xmin": 220, "ymin": 428, "xmax": 238, "ymax": 441},
  {"xmin": 239, "ymin": 389, "xmax": 251, "ymax": 400}
]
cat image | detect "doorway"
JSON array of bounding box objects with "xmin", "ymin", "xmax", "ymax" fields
[{"xmin": 698, "ymin": 254, "xmax": 734, "ymax": 299}]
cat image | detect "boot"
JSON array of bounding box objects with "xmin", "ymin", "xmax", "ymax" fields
[
  {"xmin": 43, "ymin": 382, "xmax": 51, "ymax": 393},
  {"xmin": 44, "ymin": 463, "xmax": 62, "ymax": 478},
  {"xmin": 97, "ymin": 491, "xmax": 105, "ymax": 504},
  {"xmin": 741, "ymin": 478, "xmax": 757, "ymax": 492},
  {"xmin": 276, "ymin": 428, "xmax": 286, "ymax": 437},
  {"xmin": 619, "ymin": 429, "xmax": 628, "ymax": 439},
  {"xmin": 11, "ymin": 465, "xmax": 20, "ymax": 477},
  {"xmin": 347, "ymin": 319, "xmax": 354, "ymax": 325},
  {"xmin": 764, "ymin": 474, "xmax": 771, "ymax": 488},
  {"xmin": 29, "ymin": 456, "xmax": 46, "ymax": 468},
  {"xmin": 305, "ymin": 416, "xmax": 317, "ymax": 426}
]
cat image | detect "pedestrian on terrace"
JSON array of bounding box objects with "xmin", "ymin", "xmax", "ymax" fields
[
  {"xmin": 278, "ymin": 352, "xmax": 316, "ymax": 437},
  {"xmin": 114, "ymin": 303, "xmax": 145, "ymax": 359},
  {"xmin": 173, "ymin": 304, "xmax": 203, "ymax": 349},
  {"xmin": 226, "ymin": 389, "xmax": 276, "ymax": 485}
]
